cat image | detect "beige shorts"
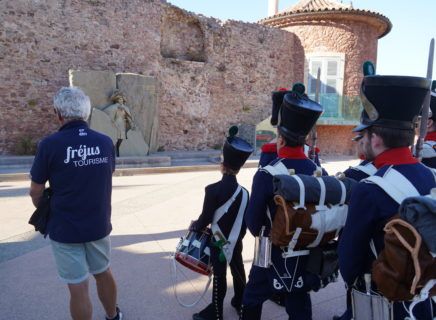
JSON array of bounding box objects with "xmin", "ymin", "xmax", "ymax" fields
[{"xmin": 50, "ymin": 236, "xmax": 111, "ymax": 284}]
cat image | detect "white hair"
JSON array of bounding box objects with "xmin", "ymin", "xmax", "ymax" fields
[{"xmin": 53, "ymin": 87, "xmax": 91, "ymax": 121}]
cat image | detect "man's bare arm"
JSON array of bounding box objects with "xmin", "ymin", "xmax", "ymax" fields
[{"xmin": 29, "ymin": 181, "xmax": 45, "ymax": 208}]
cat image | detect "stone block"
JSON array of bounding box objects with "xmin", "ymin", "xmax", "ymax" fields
[
  {"xmin": 69, "ymin": 70, "xmax": 116, "ymax": 109},
  {"xmin": 89, "ymin": 108, "xmax": 149, "ymax": 157},
  {"xmin": 89, "ymin": 108, "xmax": 117, "ymax": 142},
  {"xmin": 233, "ymin": 123, "xmax": 256, "ymax": 150},
  {"xmin": 120, "ymin": 130, "xmax": 150, "ymax": 157},
  {"xmin": 116, "ymin": 73, "xmax": 158, "ymax": 152}
]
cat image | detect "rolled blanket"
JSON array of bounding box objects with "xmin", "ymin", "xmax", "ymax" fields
[
  {"xmin": 399, "ymin": 195, "xmax": 436, "ymax": 253},
  {"xmin": 273, "ymin": 174, "xmax": 357, "ymax": 205}
]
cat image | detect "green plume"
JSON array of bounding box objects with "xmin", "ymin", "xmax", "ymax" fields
[
  {"xmin": 292, "ymin": 82, "xmax": 306, "ymax": 94},
  {"xmin": 363, "ymin": 61, "xmax": 375, "ymax": 76},
  {"xmin": 228, "ymin": 125, "xmax": 238, "ymax": 137}
]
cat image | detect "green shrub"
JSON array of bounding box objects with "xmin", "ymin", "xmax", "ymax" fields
[{"xmin": 14, "ymin": 136, "xmax": 37, "ymax": 155}]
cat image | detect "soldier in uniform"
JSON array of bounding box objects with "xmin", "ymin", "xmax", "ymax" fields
[
  {"xmin": 338, "ymin": 73, "xmax": 436, "ymax": 319},
  {"xmin": 190, "ymin": 127, "xmax": 253, "ymax": 320},
  {"xmin": 261, "ymin": 83, "xmax": 326, "ymax": 309},
  {"xmin": 334, "ymin": 127, "xmax": 377, "ymax": 320},
  {"xmin": 261, "ymin": 84, "xmax": 323, "ymax": 169},
  {"xmin": 421, "ymin": 81, "xmax": 436, "ymax": 168},
  {"xmin": 241, "ymin": 89, "xmax": 325, "ymax": 319}
]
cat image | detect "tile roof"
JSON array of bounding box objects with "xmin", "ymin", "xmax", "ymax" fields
[
  {"xmin": 260, "ymin": 0, "xmax": 392, "ymax": 38},
  {"xmin": 284, "ymin": 0, "xmax": 353, "ymax": 13}
]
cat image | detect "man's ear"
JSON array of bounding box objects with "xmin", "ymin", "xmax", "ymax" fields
[
  {"xmin": 55, "ymin": 110, "xmax": 64, "ymax": 123},
  {"xmin": 370, "ymin": 132, "xmax": 384, "ymax": 149},
  {"xmin": 276, "ymin": 133, "xmax": 285, "ymax": 149},
  {"xmin": 427, "ymin": 119, "xmax": 434, "ymax": 130}
]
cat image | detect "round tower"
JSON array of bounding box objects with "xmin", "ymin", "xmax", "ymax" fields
[{"xmin": 260, "ymin": 0, "xmax": 392, "ymax": 155}]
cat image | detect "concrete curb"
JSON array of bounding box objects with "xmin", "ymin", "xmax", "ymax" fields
[{"xmin": 0, "ymin": 160, "xmax": 260, "ymax": 182}]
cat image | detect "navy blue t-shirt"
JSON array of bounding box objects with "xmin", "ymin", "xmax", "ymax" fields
[{"xmin": 30, "ymin": 120, "xmax": 115, "ymax": 243}]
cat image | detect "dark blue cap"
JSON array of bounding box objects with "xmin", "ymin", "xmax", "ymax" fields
[
  {"xmin": 222, "ymin": 127, "xmax": 253, "ymax": 170},
  {"xmin": 278, "ymin": 91, "xmax": 323, "ymax": 140}
]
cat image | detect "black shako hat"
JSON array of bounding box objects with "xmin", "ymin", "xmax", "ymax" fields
[
  {"xmin": 271, "ymin": 89, "xmax": 291, "ymax": 126},
  {"xmin": 430, "ymin": 80, "xmax": 436, "ymax": 120},
  {"xmin": 222, "ymin": 126, "xmax": 254, "ymax": 171},
  {"xmin": 271, "ymin": 83, "xmax": 306, "ymax": 126},
  {"xmin": 354, "ymin": 75, "xmax": 431, "ymax": 132},
  {"xmin": 278, "ymin": 90, "xmax": 323, "ymax": 141}
]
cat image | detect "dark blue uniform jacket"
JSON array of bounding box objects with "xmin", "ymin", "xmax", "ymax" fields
[
  {"xmin": 246, "ymin": 146, "xmax": 327, "ymax": 293},
  {"xmin": 339, "ymin": 147, "xmax": 435, "ymax": 319},
  {"xmin": 343, "ymin": 160, "xmax": 373, "ymax": 182}
]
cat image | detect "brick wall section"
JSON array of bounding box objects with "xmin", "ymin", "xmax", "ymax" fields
[
  {"xmin": 317, "ymin": 125, "xmax": 356, "ymax": 156},
  {"xmin": 0, "ymin": 0, "xmax": 299, "ymax": 154}
]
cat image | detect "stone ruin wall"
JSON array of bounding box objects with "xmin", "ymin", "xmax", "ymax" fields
[{"xmin": 0, "ymin": 0, "xmax": 300, "ymax": 154}]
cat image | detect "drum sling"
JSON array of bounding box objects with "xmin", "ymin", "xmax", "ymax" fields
[{"xmin": 211, "ymin": 185, "xmax": 248, "ymax": 263}]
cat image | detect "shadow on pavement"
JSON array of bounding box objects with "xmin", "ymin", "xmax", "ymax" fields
[{"xmin": 0, "ymin": 187, "xmax": 29, "ymax": 198}]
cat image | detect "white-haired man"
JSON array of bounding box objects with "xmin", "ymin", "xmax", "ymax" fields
[{"xmin": 29, "ymin": 87, "xmax": 122, "ymax": 320}]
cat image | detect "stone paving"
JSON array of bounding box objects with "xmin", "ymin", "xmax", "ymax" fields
[{"xmin": 0, "ymin": 157, "xmax": 359, "ymax": 319}]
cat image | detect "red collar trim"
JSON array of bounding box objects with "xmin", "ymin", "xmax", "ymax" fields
[
  {"xmin": 278, "ymin": 146, "xmax": 307, "ymax": 159},
  {"xmin": 425, "ymin": 131, "xmax": 436, "ymax": 141},
  {"xmin": 261, "ymin": 143, "xmax": 277, "ymax": 154},
  {"xmin": 373, "ymin": 147, "xmax": 418, "ymax": 169}
]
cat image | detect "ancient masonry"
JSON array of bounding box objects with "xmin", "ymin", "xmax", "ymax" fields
[
  {"xmin": 0, "ymin": 0, "xmax": 298, "ymax": 154},
  {"xmin": 0, "ymin": 0, "xmax": 390, "ymax": 155}
]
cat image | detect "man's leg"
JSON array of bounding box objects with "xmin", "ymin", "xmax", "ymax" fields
[
  {"xmin": 68, "ymin": 280, "xmax": 92, "ymax": 320},
  {"xmin": 86, "ymin": 236, "xmax": 120, "ymax": 319},
  {"xmin": 229, "ymin": 240, "xmax": 246, "ymax": 311},
  {"xmin": 94, "ymin": 268, "xmax": 118, "ymax": 318},
  {"xmin": 240, "ymin": 266, "xmax": 272, "ymax": 320},
  {"xmin": 285, "ymin": 291, "xmax": 312, "ymax": 320},
  {"xmin": 193, "ymin": 247, "xmax": 227, "ymax": 320},
  {"xmin": 50, "ymin": 240, "xmax": 91, "ymax": 319}
]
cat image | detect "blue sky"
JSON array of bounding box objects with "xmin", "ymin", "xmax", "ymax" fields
[{"xmin": 167, "ymin": 0, "xmax": 436, "ymax": 77}]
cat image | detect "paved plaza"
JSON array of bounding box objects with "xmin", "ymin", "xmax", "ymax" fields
[{"xmin": 0, "ymin": 158, "xmax": 359, "ymax": 320}]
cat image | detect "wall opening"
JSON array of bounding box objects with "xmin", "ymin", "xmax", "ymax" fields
[{"xmin": 161, "ymin": 12, "xmax": 206, "ymax": 62}]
